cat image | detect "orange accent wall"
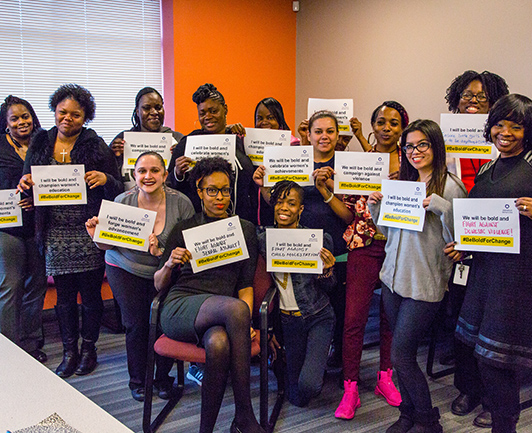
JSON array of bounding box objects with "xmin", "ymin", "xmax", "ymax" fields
[{"xmin": 165, "ymin": 0, "xmax": 297, "ymax": 134}]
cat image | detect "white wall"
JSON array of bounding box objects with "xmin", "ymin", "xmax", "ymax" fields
[{"xmin": 296, "ymin": 0, "xmax": 532, "ymax": 148}]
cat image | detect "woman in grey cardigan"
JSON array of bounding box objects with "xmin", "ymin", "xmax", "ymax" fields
[{"xmin": 368, "ymin": 119, "xmax": 467, "ymax": 433}]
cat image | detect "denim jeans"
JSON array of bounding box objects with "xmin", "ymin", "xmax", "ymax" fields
[
  {"xmin": 382, "ymin": 284, "xmax": 441, "ymax": 412},
  {"xmin": 281, "ymin": 304, "xmax": 334, "ymax": 407}
]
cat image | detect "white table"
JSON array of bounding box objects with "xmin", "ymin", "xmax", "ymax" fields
[{"xmin": 0, "ymin": 334, "xmax": 133, "ymax": 432}]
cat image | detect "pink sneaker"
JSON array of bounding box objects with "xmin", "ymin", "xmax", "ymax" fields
[
  {"xmin": 335, "ymin": 380, "xmax": 361, "ymax": 420},
  {"xmin": 375, "ymin": 369, "xmax": 402, "ymax": 407}
]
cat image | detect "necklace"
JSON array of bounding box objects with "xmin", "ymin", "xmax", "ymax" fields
[
  {"xmin": 8, "ymin": 133, "xmax": 23, "ymax": 148},
  {"xmin": 273, "ymin": 273, "xmax": 289, "ymax": 290}
]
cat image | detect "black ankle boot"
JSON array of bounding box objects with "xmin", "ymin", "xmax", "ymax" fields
[
  {"xmin": 75, "ymin": 340, "xmax": 97, "ymax": 375},
  {"xmin": 56, "ymin": 344, "xmax": 79, "ymax": 378},
  {"xmin": 408, "ymin": 407, "xmax": 443, "ymax": 433},
  {"xmin": 386, "ymin": 403, "xmax": 414, "ymax": 433}
]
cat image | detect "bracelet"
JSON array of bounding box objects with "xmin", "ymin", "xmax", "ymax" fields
[{"xmin": 324, "ymin": 191, "xmax": 334, "ymax": 203}]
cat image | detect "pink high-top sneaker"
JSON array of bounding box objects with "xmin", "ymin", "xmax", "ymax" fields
[
  {"xmin": 375, "ymin": 369, "xmax": 402, "ymax": 406},
  {"xmin": 335, "ymin": 380, "xmax": 361, "ymax": 419}
]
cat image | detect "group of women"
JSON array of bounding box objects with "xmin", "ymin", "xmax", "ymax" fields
[{"xmin": 0, "ymin": 70, "xmax": 530, "ymax": 433}]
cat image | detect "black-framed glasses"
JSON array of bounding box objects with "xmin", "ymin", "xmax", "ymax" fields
[
  {"xmin": 402, "ymin": 142, "xmax": 431, "ymax": 154},
  {"xmin": 199, "ymin": 187, "xmax": 232, "ymax": 197},
  {"xmin": 460, "ymin": 91, "xmax": 488, "ymax": 103}
]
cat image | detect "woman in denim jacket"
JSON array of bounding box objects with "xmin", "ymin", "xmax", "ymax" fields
[{"xmin": 257, "ymin": 180, "xmax": 336, "ymax": 407}]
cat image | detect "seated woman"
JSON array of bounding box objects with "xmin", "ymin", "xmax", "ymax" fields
[
  {"xmin": 167, "ymin": 83, "xmax": 257, "ymax": 223},
  {"xmin": 154, "ymin": 157, "xmax": 264, "ymax": 433},
  {"xmin": 85, "ymin": 151, "xmax": 194, "ymax": 401},
  {"xmin": 109, "ymin": 87, "xmax": 184, "ymax": 189},
  {"xmin": 368, "ymin": 119, "xmax": 467, "ymax": 432},
  {"xmin": 257, "ymin": 180, "xmax": 335, "ymax": 407}
]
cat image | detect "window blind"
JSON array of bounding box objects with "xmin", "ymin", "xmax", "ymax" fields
[{"xmin": 0, "ymin": 0, "xmax": 162, "ymax": 143}]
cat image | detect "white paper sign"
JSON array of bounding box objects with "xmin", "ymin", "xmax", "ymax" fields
[
  {"xmin": 307, "ymin": 98, "xmax": 354, "ymax": 134},
  {"xmin": 243, "ymin": 128, "xmax": 291, "ymax": 165},
  {"xmin": 266, "ymin": 228, "xmax": 323, "ymax": 274},
  {"xmin": 334, "ymin": 151, "xmax": 389, "ymax": 195},
  {"xmin": 440, "ymin": 113, "xmax": 496, "ymax": 159},
  {"xmin": 31, "ymin": 165, "xmax": 87, "ymax": 206},
  {"xmin": 184, "ymin": 134, "xmax": 236, "ymax": 168},
  {"xmin": 377, "ymin": 179, "xmax": 426, "ymax": 232},
  {"xmin": 182, "ymin": 215, "xmax": 249, "ymax": 273},
  {"xmin": 93, "ymin": 200, "xmax": 156, "ymax": 252},
  {"xmin": 453, "ymin": 198, "xmax": 520, "ymax": 254},
  {"xmin": 263, "ymin": 146, "xmax": 314, "ymax": 187},
  {"xmin": 123, "ymin": 132, "xmax": 173, "ymax": 168},
  {"xmin": 0, "ymin": 189, "xmax": 23, "ymax": 228}
]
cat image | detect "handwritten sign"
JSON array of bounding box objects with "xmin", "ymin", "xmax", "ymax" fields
[
  {"xmin": 31, "ymin": 165, "xmax": 87, "ymax": 206},
  {"xmin": 0, "ymin": 189, "xmax": 22, "ymax": 228},
  {"xmin": 307, "ymin": 98, "xmax": 354, "ymax": 134},
  {"xmin": 440, "ymin": 113, "xmax": 496, "ymax": 159},
  {"xmin": 93, "ymin": 200, "xmax": 156, "ymax": 252},
  {"xmin": 123, "ymin": 132, "xmax": 173, "ymax": 168},
  {"xmin": 184, "ymin": 134, "xmax": 236, "ymax": 168},
  {"xmin": 263, "ymin": 146, "xmax": 314, "ymax": 187},
  {"xmin": 377, "ymin": 179, "xmax": 426, "ymax": 232},
  {"xmin": 266, "ymin": 228, "xmax": 323, "ymax": 274},
  {"xmin": 453, "ymin": 198, "xmax": 520, "ymax": 254},
  {"xmin": 243, "ymin": 128, "xmax": 291, "ymax": 165},
  {"xmin": 334, "ymin": 151, "xmax": 389, "ymax": 195},
  {"xmin": 182, "ymin": 215, "xmax": 249, "ymax": 273}
]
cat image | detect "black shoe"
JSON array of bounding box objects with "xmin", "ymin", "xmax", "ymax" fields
[
  {"xmin": 386, "ymin": 413, "xmax": 414, "ymax": 433},
  {"xmin": 29, "ymin": 349, "xmax": 48, "ymax": 363},
  {"xmin": 56, "ymin": 348, "xmax": 79, "ymax": 378},
  {"xmin": 155, "ymin": 380, "xmax": 176, "ymax": 400},
  {"xmin": 438, "ymin": 353, "xmax": 455, "ymax": 366},
  {"xmin": 473, "ymin": 411, "xmax": 492, "ymax": 428},
  {"xmin": 131, "ymin": 387, "xmax": 145, "ymax": 402},
  {"xmin": 75, "ymin": 341, "xmax": 97, "ymax": 375},
  {"xmin": 451, "ymin": 393, "xmax": 480, "ymax": 416}
]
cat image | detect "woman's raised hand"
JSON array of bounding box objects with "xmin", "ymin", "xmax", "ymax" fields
[
  {"xmin": 297, "ymin": 119, "xmax": 310, "ymax": 145},
  {"xmin": 17, "ymin": 173, "xmax": 34, "ymax": 193},
  {"xmin": 110, "ymin": 138, "xmax": 125, "ymax": 157},
  {"xmin": 174, "ymin": 156, "xmax": 192, "ymax": 179},
  {"xmin": 85, "ymin": 216, "xmax": 99, "ymax": 239},
  {"xmin": 253, "ymin": 165, "xmax": 266, "ymax": 187},
  {"xmin": 165, "ymin": 247, "xmax": 192, "ymax": 269},
  {"xmin": 350, "ymin": 117, "xmax": 363, "ymax": 138},
  {"xmin": 149, "ymin": 233, "xmax": 163, "ymax": 257},
  {"xmin": 320, "ymin": 247, "xmax": 336, "ymax": 270},
  {"xmin": 516, "ymin": 197, "xmax": 532, "ymax": 220},
  {"xmin": 85, "ymin": 171, "xmax": 108, "ymax": 189},
  {"xmin": 228, "ymin": 123, "xmax": 246, "ymax": 136},
  {"xmin": 368, "ymin": 191, "xmax": 383, "ymax": 205}
]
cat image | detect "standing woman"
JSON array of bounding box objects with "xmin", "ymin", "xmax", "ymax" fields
[
  {"xmin": 85, "ymin": 151, "xmax": 194, "ymax": 401},
  {"xmin": 0, "ymin": 96, "xmax": 47, "ymax": 361},
  {"xmin": 167, "ymin": 83, "xmax": 257, "ymax": 223},
  {"xmin": 109, "ymin": 87, "xmax": 184, "ymax": 189},
  {"xmin": 155, "ymin": 157, "xmax": 263, "ymax": 433},
  {"xmin": 333, "ymin": 101, "xmax": 408, "ymax": 420},
  {"xmin": 368, "ymin": 119, "xmax": 467, "ymax": 432},
  {"xmin": 453, "ymin": 94, "xmax": 532, "ymax": 433},
  {"xmin": 18, "ymin": 84, "xmax": 123, "ymax": 378},
  {"xmin": 445, "ymin": 70, "xmax": 509, "ymax": 191}
]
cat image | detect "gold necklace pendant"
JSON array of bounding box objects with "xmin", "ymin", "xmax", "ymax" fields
[{"xmin": 273, "ymin": 273, "xmax": 289, "ymax": 290}]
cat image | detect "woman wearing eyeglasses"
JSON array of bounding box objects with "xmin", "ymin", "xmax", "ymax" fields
[
  {"xmin": 368, "ymin": 120, "xmax": 466, "ymax": 432},
  {"xmin": 154, "ymin": 157, "xmax": 263, "ymax": 433},
  {"xmin": 445, "ymin": 70, "xmax": 509, "ymax": 192}
]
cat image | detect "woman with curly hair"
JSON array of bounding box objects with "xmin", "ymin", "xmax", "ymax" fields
[
  {"xmin": 18, "ymin": 84, "xmax": 123, "ymax": 378},
  {"xmin": 0, "ymin": 95, "xmax": 47, "ymax": 362},
  {"xmin": 445, "ymin": 70, "xmax": 509, "ymax": 192}
]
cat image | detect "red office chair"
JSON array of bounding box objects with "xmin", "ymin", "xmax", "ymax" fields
[{"xmin": 143, "ymin": 255, "xmax": 285, "ymax": 433}]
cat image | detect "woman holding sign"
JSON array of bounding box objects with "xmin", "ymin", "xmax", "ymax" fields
[
  {"xmin": 18, "ymin": 84, "xmax": 123, "ymax": 378},
  {"xmin": 154, "ymin": 157, "xmax": 263, "ymax": 433},
  {"xmin": 331, "ymin": 101, "xmax": 408, "ymax": 420},
  {"xmin": 0, "ymin": 96, "xmax": 47, "ymax": 362},
  {"xmin": 109, "ymin": 87, "xmax": 184, "ymax": 189},
  {"xmin": 167, "ymin": 83, "xmax": 257, "ymax": 224},
  {"xmin": 257, "ymin": 180, "xmax": 336, "ymax": 407},
  {"xmin": 85, "ymin": 151, "xmax": 194, "ymax": 401},
  {"xmin": 451, "ymin": 94, "xmax": 532, "ymax": 433},
  {"xmin": 368, "ymin": 119, "xmax": 466, "ymax": 432}
]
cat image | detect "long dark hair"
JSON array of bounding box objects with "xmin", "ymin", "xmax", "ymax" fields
[
  {"xmin": 254, "ymin": 97, "xmax": 290, "ymax": 130},
  {"xmin": 399, "ymin": 119, "xmax": 447, "ymax": 196},
  {"xmin": 0, "ymin": 95, "xmax": 41, "ymax": 132},
  {"xmin": 131, "ymin": 87, "xmax": 163, "ymax": 130},
  {"xmin": 484, "ymin": 93, "xmax": 532, "ymax": 152}
]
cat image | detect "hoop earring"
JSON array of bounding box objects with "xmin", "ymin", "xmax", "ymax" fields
[
  {"xmin": 201, "ymin": 200, "xmax": 205, "ymax": 214},
  {"xmin": 5, "ymin": 127, "xmax": 9, "ymax": 133},
  {"xmin": 368, "ymin": 132, "xmax": 376, "ymax": 147},
  {"xmin": 228, "ymin": 199, "xmax": 234, "ymax": 216}
]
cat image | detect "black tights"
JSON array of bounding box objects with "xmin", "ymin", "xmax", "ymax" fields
[{"xmin": 194, "ymin": 295, "xmax": 263, "ymax": 433}]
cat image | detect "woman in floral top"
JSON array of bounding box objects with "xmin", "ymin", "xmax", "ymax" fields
[{"xmin": 331, "ymin": 101, "xmax": 409, "ymax": 420}]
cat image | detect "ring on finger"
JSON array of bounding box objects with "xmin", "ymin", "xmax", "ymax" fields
[{"xmin": 524, "ymin": 205, "xmax": 528, "ymax": 211}]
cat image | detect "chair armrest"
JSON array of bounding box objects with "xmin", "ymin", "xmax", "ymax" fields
[{"xmin": 149, "ymin": 285, "xmax": 171, "ymax": 327}]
